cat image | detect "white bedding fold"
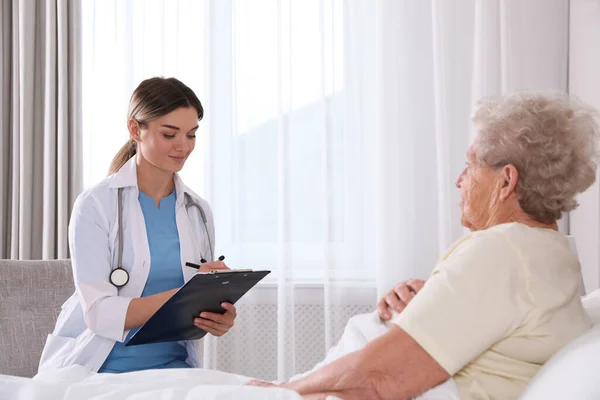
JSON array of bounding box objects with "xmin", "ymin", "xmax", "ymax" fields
[
  {"xmin": 1, "ymin": 367, "xmax": 302, "ymax": 400},
  {"xmin": 0, "ymin": 312, "xmax": 459, "ymax": 400}
]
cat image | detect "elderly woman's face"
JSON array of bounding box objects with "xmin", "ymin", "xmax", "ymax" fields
[{"xmin": 456, "ymin": 146, "xmax": 503, "ymax": 231}]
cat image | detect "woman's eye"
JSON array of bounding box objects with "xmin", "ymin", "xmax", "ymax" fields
[
  {"xmin": 187, "ymin": 134, "xmax": 196, "ymax": 139},
  {"xmin": 163, "ymin": 134, "xmax": 176, "ymax": 139}
]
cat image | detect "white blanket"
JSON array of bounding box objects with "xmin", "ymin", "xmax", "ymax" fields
[
  {"xmin": 0, "ymin": 368, "xmax": 301, "ymax": 400},
  {"xmin": 0, "ymin": 312, "xmax": 459, "ymax": 400},
  {"xmin": 291, "ymin": 312, "xmax": 460, "ymax": 400}
]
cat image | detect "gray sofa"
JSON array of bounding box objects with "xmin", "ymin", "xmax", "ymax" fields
[{"xmin": 0, "ymin": 259, "xmax": 74, "ymax": 378}]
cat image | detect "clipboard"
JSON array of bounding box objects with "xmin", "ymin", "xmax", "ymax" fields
[{"xmin": 125, "ymin": 270, "xmax": 270, "ymax": 346}]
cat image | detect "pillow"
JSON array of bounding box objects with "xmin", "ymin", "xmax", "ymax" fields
[
  {"xmin": 519, "ymin": 289, "xmax": 600, "ymax": 400},
  {"xmin": 582, "ymin": 289, "xmax": 600, "ymax": 325},
  {"xmin": 519, "ymin": 324, "xmax": 600, "ymax": 399}
]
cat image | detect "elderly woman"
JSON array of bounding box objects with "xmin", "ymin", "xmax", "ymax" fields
[{"xmin": 251, "ymin": 92, "xmax": 599, "ymax": 400}]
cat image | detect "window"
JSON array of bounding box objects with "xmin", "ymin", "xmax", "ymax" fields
[{"xmin": 82, "ymin": 0, "xmax": 373, "ymax": 284}]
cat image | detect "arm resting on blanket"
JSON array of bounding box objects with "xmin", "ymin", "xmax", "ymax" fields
[{"xmin": 283, "ymin": 325, "xmax": 450, "ymax": 400}]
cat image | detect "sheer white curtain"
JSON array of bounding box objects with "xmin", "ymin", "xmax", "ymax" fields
[
  {"xmin": 82, "ymin": 0, "xmax": 569, "ymax": 381},
  {"xmin": 565, "ymin": 0, "xmax": 600, "ymax": 294}
]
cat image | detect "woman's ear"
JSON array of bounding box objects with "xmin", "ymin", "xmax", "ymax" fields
[
  {"xmin": 128, "ymin": 118, "xmax": 141, "ymax": 142},
  {"xmin": 500, "ymin": 164, "xmax": 519, "ymax": 201}
]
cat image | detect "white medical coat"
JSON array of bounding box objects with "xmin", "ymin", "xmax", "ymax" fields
[{"xmin": 38, "ymin": 156, "xmax": 215, "ymax": 372}]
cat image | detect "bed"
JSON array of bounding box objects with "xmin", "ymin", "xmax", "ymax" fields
[{"xmin": 1, "ymin": 260, "xmax": 600, "ymax": 399}]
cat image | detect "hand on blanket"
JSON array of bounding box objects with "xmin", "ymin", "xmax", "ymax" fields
[
  {"xmin": 194, "ymin": 302, "xmax": 237, "ymax": 336},
  {"xmin": 245, "ymin": 379, "xmax": 279, "ymax": 388},
  {"xmin": 377, "ymin": 279, "xmax": 425, "ymax": 320},
  {"xmin": 246, "ymin": 380, "xmax": 319, "ymax": 398}
]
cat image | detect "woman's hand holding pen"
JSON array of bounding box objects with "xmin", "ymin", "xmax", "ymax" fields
[
  {"xmin": 185, "ymin": 255, "xmax": 228, "ymax": 273},
  {"xmin": 196, "ymin": 260, "xmax": 228, "ymax": 273}
]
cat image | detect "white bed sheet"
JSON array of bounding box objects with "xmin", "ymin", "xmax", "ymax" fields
[
  {"xmin": 0, "ymin": 312, "xmax": 460, "ymax": 400},
  {"xmin": 0, "ymin": 367, "xmax": 302, "ymax": 400},
  {"xmin": 0, "ymin": 365, "xmax": 458, "ymax": 400}
]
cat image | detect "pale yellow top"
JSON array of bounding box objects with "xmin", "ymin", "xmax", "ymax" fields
[{"xmin": 391, "ymin": 222, "xmax": 591, "ymax": 400}]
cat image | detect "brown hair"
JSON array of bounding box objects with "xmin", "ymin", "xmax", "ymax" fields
[{"xmin": 108, "ymin": 77, "xmax": 204, "ymax": 175}]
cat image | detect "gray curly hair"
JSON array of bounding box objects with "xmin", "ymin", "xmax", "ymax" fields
[{"xmin": 472, "ymin": 92, "xmax": 600, "ymax": 224}]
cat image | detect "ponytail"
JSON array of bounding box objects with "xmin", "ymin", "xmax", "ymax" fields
[{"xmin": 108, "ymin": 139, "xmax": 136, "ymax": 175}]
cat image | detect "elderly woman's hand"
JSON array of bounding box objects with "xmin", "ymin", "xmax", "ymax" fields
[
  {"xmin": 193, "ymin": 302, "xmax": 237, "ymax": 336},
  {"xmin": 246, "ymin": 379, "xmax": 279, "ymax": 387},
  {"xmin": 377, "ymin": 279, "xmax": 425, "ymax": 320}
]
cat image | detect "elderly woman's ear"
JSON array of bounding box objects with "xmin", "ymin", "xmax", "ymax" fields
[{"xmin": 499, "ymin": 164, "xmax": 519, "ymax": 201}]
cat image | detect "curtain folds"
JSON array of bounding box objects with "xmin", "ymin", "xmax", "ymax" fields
[{"xmin": 0, "ymin": 0, "xmax": 82, "ymax": 259}]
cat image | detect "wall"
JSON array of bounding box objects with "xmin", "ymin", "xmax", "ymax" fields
[{"xmin": 569, "ymin": 0, "xmax": 600, "ymax": 293}]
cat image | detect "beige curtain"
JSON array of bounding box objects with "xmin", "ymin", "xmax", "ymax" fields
[{"xmin": 0, "ymin": 0, "xmax": 82, "ymax": 259}]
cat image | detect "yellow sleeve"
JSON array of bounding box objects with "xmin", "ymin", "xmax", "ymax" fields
[{"xmin": 391, "ymin": 231, "xmax": 525, "ymax": 375}]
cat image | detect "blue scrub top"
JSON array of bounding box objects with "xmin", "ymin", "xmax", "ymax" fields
[{"xmin": 99, "ymin": 189, "xmax": 190, "ymax": 373}]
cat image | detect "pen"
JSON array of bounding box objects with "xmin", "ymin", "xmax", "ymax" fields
[{"xmin": 186, "ymin": 255, "xmax": 225, "ymax": 270}]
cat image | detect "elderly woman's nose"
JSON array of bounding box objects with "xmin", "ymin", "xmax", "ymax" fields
[{"xmin": 456, "ymin": 169, "xmax": 465, "ymax": 188}]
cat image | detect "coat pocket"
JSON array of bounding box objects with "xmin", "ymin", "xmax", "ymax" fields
[{"xmin": 38, "ymin": 334, "xmax": 77, "ymax": 372}]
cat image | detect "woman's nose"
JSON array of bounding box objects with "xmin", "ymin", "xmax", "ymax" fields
[
  {"xmin": 456, "ymin": 169, "xmax": 465, "ymax": 188},
  {"xmin": 173, "ymin": 137, "xmax": 189, "ymax": 152}
]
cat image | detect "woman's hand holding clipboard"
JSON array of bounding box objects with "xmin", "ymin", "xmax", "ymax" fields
[
  {"xmin": 184, "ymin": 257, "xmax": 236, "ymax": 336},
  {"xmin": 194, "ymin": 301, "xmax": 237, "ymax": 337}
]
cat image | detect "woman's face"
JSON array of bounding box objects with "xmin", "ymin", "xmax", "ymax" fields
[
  {"xmin": 131, "ymin": 106, "xmax": 198, "ymax": 174},
  {"xmin": 455, "ymin": 144, "xmax": 503, "ymax": 231}
]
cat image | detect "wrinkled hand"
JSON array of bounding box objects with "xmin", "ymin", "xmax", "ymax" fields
[
  {"xmin": 245, "ymin": 379, "xmax": 280, "ymax": 388},
  {"xmin": 194, "ymin": 302, "xmax": 237, "ymax": 336},
  {"xmin": 376, "ymin": 279, "xmax": 425, "ymax": 320},
  {"xmin": 302, "ymin": 392, "xmax": 373, "ymax": 400}
]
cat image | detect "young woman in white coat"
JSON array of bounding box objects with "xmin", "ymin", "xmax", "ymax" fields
[{"xmin": 39, "ymin": 77, "xmax": 236, "ymax": 373}]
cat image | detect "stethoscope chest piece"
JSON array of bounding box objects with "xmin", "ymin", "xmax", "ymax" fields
[
  {"xmin": 110, "ymin": 268, "xmax": 129, "ymax": 288},
  {"xmin": 110, "ymin": 188, "xmax": 212, "ymax": 289}
]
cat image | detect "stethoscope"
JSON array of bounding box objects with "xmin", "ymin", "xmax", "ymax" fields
[{"xmin": 109, "ymin": 187, "xmax": 214, "ymax": 288}]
